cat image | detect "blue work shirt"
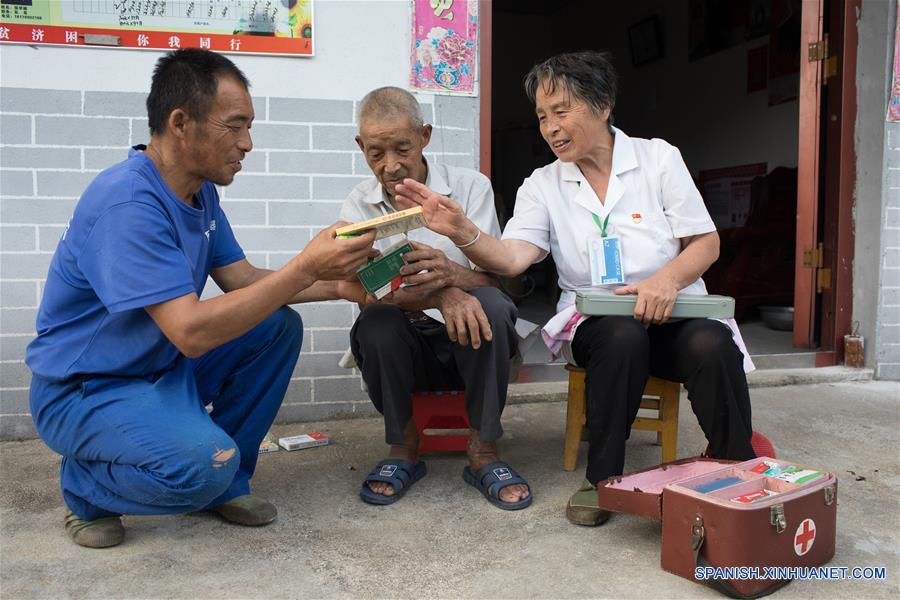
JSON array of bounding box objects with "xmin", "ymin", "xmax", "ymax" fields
[{"xmin": 26, "ymin": 146, "xmax": 245, "ymax": 381}]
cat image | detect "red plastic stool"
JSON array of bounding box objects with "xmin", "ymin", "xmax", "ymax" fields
[
  {"xmin": 411, "ymin": 391, "xmax": 469, "ymax": 453},
  {"xmin": 751, "ymin": 431, "xmax": 777, "ymax": 459}
]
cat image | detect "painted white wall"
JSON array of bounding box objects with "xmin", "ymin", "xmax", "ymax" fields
[
  {"xmin": 0, "ymin": 0, "xmax": 414, "ymax": 101},
  {"xmin": 853, "ymin": 0, "xmax": 891, "ymax": 368}
]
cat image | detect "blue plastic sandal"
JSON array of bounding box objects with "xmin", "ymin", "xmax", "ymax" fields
[
  {"xmin": 359, "ymin": 459, "xmax": 427, "ymax": 505},
  {"xmin": 462, "ymin": 461, "xmax": 533, "ymax": 511}
]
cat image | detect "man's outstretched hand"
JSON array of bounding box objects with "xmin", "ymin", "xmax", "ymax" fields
[{"xmin": 299, "ymin": 222, "xmax": 376, "ymax": 281}]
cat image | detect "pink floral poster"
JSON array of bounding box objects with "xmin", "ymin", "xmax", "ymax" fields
[
  {"xmin": 888, "ymin": 0, "xmax": 900, "ymax": 122},
  {"xmin": 410, "ymin": 0, "xmax": 478, "ymax": 95}
]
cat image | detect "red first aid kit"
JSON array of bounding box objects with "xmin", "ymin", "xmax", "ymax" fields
[{"xmin": 598, "ymin": 456, "xmax": 838, "ymax": 598}]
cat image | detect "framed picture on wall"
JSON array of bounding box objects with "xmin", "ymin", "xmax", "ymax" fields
[{"xmin": 629, "ymin": 16, "xmax": 664, "ymax": 66}]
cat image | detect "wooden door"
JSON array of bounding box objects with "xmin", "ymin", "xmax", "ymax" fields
[
  {"xmin": 793, "ymin": 0, "xmax": 826, "ymax": 349},
  {"xmin": 794, "ymin": 0, "xmax": 858, "ymax": 361},
  {"xmin": 815, "ymin": 0, "xmax": 858, "ymax": 365}
]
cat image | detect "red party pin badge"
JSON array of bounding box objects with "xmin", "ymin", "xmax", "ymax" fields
[{"xmin": 632, "ymin": 213, "xmax": 642, "ymax": 224}]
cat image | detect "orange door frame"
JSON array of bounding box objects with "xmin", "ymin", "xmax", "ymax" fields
[{"xmin": 479, "ymin": 0, "xmax": 492, "ymax": 177}]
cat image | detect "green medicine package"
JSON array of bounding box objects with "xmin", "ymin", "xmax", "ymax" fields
[{"xmin": 356, "ymin": 240, "xmax": 414, "ymax": 299}]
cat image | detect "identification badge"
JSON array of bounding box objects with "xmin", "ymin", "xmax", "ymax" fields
[{"xmin": 588, "ymin": 234, "xmax": 625, "ymax": 286}]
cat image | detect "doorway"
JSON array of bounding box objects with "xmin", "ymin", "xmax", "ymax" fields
[{"xmin": 486, "ymin": 0, "xmax": 828, "ymax": 374}]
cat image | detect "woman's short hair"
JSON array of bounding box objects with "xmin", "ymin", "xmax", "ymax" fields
[
  {"xmin": 523, "ymin": 51, "xmax": 618, "ymax": 124},
  {"xmin": 147, "ymin": 48, "xmax": 250, "ymax": 135}
]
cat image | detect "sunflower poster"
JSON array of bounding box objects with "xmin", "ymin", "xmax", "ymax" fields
[
  {"xmin": 410, "ymin": 0, "xmax": 478, "ymax": 95},
  {"xmin": 0, "ymin": 0, "xmax": 314, "ymax": 57}
]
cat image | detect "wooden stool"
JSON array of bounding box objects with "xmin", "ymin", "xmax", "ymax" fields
[
  {"xmin": 564, "ymin": 365, "xmax": 681, "ymax": 471},
  {"xmin": 411, "ymin": 391, "xmax": 469, "ymax": 453}
]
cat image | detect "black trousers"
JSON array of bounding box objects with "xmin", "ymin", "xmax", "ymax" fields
[
  {"xmin": 571, "ymin": 316, "xmax": 756, "ymax": 485},
  {"xmin": 350, "ymin": 287, "xmax": 518, "ymax": 445}
]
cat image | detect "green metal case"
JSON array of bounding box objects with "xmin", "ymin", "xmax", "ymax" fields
[{"xmin": 574, "ymin": 288, "xmax": 735, "ymax": 319}]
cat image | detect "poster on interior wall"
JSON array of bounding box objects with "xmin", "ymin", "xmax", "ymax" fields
[
  {"xmin": 0, "ymin": 0, "xmax": 314, "ymax": 57},
  {"xmin": 410, "ymin": 0, "xmax": 478, "ymax": 95},
  {"xmin": 747, "ymin": 44, "xmax": 768, "ymax": 93},
  {"xmin": 766, "ymin": 0, "xmax": 800, "ymax": 106},
  {"xmin": 699, "ymin": 163, "xmax": 767, "ymax": 230},
  {"xmin": 688, "ymin": 0, "xmax": 767, "ymax": 62},
  {"xmin": 888, "ymin": 0, "xmax": 900, "ymax": 122}
]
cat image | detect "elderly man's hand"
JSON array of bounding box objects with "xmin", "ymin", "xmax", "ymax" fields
[
  {"xmin": 399, "ymin": 240, "xmax": 460, "ymax": 291},
  {"xmin": 336, "ymin": 279, "xmax": 370, "ymax": 306},
  {"xmin": 299, "ymin": 222, "xmax": 376, "ymax": 281},
  {"xmin": 394, "ymin": 179, "xmax": 479, "ymax": 246},
  {"xmin": 435, "ymin": 287, "xmax": 492, "ymax": 349},
  {"xmin": 376, "ymin": 286, "xmax": 423, "ymax": 310},
  {"xmin": 614, "ymin": 273, "xmax": 679, "ymax": 325}
]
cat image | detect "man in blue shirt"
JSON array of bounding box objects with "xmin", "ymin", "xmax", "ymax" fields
[{"xmin": 26, "ymin": 49, "xmax": 375, "ymax": 548}]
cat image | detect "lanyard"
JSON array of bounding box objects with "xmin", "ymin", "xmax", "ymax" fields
[{"xmin": 591, "ymin": 212, "xmax": 610, "ymax": 238}]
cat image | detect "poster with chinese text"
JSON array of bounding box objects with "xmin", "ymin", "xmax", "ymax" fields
[
  {"xmin": 699, "ymin": 163, "xmax": 768, "ymax": 230},
  {"xmin": 0, "ymin": 0, "xmax": 314, "ymax": 57},
  {"xmin": 410, "ymin": 0, "xmax": 477, "ymax": 95}
]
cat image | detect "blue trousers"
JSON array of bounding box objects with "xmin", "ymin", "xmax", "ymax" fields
[{"xmin": 29, "ymin": 307, "xmax": 302, "ymax": 521}]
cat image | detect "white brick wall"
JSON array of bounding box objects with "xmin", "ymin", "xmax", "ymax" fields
[
  {"xmin": 877, "ymin": 122, "xmax": 900, "ymax": 380},
  {"xmin": 0, "ymin": 87, "xmax": 479, "ymax": 439}
]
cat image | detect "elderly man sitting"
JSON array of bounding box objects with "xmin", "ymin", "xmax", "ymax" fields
[{"xmin": 340, "ymin": 86, "xmax": 531, "ymax": 510}]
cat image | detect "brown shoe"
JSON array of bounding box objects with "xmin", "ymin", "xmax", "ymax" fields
[
  {"xmin": 64, "ymin": 511, "xmax": 125, "ymax": 548},
  {"xmin": 565, "ymin": 479, "xmax": 611, "ymax": 527},
  {"xmin": 208, "ymin": 495, "xmax": 277, "ymax": 526}
]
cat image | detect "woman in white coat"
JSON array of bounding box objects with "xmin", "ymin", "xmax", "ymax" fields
[{"xmin": 395, "ymin": 51, "xmax": 758, "ymax": 526}]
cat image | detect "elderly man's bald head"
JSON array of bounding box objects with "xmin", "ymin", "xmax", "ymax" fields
[
  {"xmin": 355, "ymin": 87, "xmax": 432, "ymax": 200},
  {"xmin": 357, "ymin": 86, "xmax": 425, "ymax": 129}
]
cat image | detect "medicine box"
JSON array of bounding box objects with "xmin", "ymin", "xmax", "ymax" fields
[
  {"xmin": 356, "ymin": 239, "xmax": 413, "ymax": 299},
  {"xmin": 278, "ymin": 432, "xmax": 330, "ymax": 451},
  {"xmin": 335, "ymin": 207, "xmax": 425, "ymax": 240}
]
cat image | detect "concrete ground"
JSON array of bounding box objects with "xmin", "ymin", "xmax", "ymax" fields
[{"xmin": 1, "ymin": 380, "xmax": 898, "ymax": 599}]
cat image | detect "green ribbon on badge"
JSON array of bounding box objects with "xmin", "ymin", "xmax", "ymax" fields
[{"xmin": 591, "ymin": 212, "xmax": 610, "ymax": 238}]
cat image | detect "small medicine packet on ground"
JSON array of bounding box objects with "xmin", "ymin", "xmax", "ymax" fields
[
  {"xmin": 278, "ymin": 432, "xmax": 330, "ymax": 451},
  {"xmin": 259, "ymin": 434, "xmax": 280, "ymax": 454}
]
